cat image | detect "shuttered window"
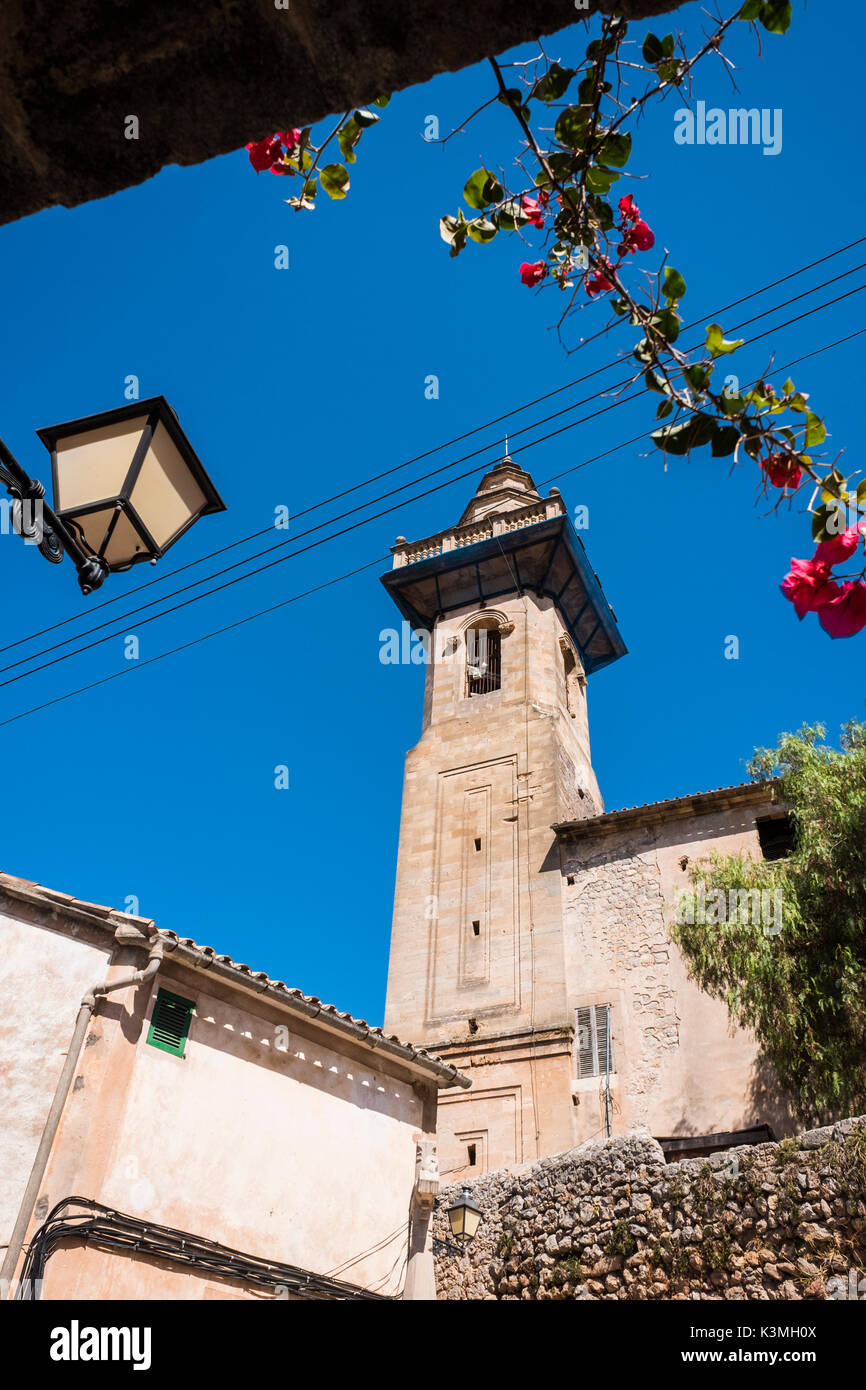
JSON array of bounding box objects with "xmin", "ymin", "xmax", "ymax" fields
[
  {"xmin": 146, "ymin": 988, "xmax": 195, "ymax": 1057},
  {"xmin": 576, "ymin": 1004, "xmax": 614, "ymax": 1079}
]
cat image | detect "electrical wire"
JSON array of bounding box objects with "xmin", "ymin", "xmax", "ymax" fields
[
  {"xmin": 0, "ymin": 324, "xmax": 860, "ymax": 729},
  {"xmin": 2, "ymin": 235, "xmax": 862, "ymax": 659},
  {"xmin": 0, "ymin": 284, "xmax": 861, "ymax": 697}
]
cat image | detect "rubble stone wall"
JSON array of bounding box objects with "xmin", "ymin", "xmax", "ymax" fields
[{"xmin": 433, "ymin": 1118, "xmax": 866, "ymax": 1300}]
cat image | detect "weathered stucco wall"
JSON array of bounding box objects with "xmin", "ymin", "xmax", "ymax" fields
[
  {"xmin": 0, "ymin": 0, "xmax": 689, "ymax": 225},
  {"xmin": 560, "ymin": 802, "xmax": 797, "ymax": 1144},
  {"xmin": 434, "ymin": 1118, "xmax": 866, "ymax": 1300},
  {"xmin": 34, "ymin": 952, "xmax": 433, "ymax": 1297},
  {"xmin": 0, "ymin": 909, "xmax": 111, "ymax": 1250}
]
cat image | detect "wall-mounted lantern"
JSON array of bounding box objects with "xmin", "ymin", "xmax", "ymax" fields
[
  {"xmin": 446, "ymin": 1188, "xmax": 483, "ymax": 1247},
  {"xmin": 0, "ymin": 397, "xmax": 225, "ymax": 595}
]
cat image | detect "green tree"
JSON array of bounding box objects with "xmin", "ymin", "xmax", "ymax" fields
[{"xmin": 671, "ymin": 721, "xmax": 866, "ymax": 1122}]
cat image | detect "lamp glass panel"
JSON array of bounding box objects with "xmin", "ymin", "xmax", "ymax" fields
[
  {"xmin": 448, "ymin": 1205, "xmax": 466, "ymax": 1240},
  {"xmin": 68, "ymin": 508, "xmax": 116, "ymax": 557},
  {"xmin": 53, "ymin": 417, "xmax": 147, "ymax": 512},
  {"xmin": 129, "ymin": 421, "xmax": 207, "ymax": 549},
  {"xmin": 463, "ymin": 1205, "xmax": 482, "ymax": 1241},
  {"xmin": 104, "ymin": 510, "xmax": 150, "ymax": 567}
]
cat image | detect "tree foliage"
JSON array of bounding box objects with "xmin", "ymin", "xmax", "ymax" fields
[{"xmin": 671, "ymin": 721, "xmax": 866, "ymax": 1123}]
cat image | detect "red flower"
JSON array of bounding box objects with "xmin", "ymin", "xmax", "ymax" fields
[
  {"xmin": 817, "ymin": 580, "xmax": 866, "ymax": 638},
  {"xmin": 586, "ymin": 269, "xmax": 615, "ymax": 297},
  {"xmin": 762, "ymin": 452, "xmax": 802, "ymax": 490},
  {"xmin": 814, "ymin": 524, "xmax": 865, "ymax": 568},
  {"xmin": 520, "ymin": 195, "xmax": 545, "ymax": 229},
  {"xmin": 277, "ymin": 129, "xmax": 303, "ymax": 152},
  {"xmin": 780, "ymin": 558, "xmax": 841, "ymax": 620},
  {"xmin": 619, "ymin": 220, "xmax": 655, "ymax": 255},
  {"xmin": 520, "ymin": 260, "xmax": 547, "ymax": 287},
  {"xmin": 246, "ymin": 136, "xmax": 282, "ymax": 172},
  {"xmin": 618, "ymin": 193, "xmax": 640, "ymax": 223}
]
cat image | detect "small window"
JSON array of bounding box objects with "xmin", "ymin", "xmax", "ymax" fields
[
  {"xmin": 576, "ymin": 1004, "xmax": 614, "ymax": 1079},
  {"xmin": 756, "ymin": 814, "xmax": 795, "ymax": 861},
  {"xmin": 467, "ymin": 1143, "xmax": 477, "ymax": 1167},
  {"xmin": 472, "ymin": 920, "xmax": 480, "ymax": 937},
  {"xmin": 147, "ymin": 988, "xmax": 195, "ymax": 1058},
  {"xmin": 474, "ymin": 837, "xmax": 482, "ymax": 851},
  {"xmin": 466, "ymin": 626, "xmax": 501, "ymax": 696}
]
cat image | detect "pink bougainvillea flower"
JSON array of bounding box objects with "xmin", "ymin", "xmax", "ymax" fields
[
  {"xmin": 586, "ymin": 269, "xmax": 615, "ymax": 297},
  {"xmin": 277, "ymin": 128, "xmax": 303, "ymax": 152},
  {"xmin": 813, "ymin": 523, "xmax": 866, "ymax": 568},
  {"xmin": 618, "ymin": 193, "xmax": 640, "ymax": 223},
  {"xmin": 762, "ymin": 452, "xmax": 803, "ymax": 490},
  {"xmin": 780, "ymin": 557, "xmax": 841, "ymax": 620},
  {"xmin": 520, "ymin": 195, "xmax": 545, "ymax": 229},
  {"xmin": 520, "ymin": 260, "xmax": 547, "ymax": 287},
  {"xmin": 619, "ymin": 220, "xmax": 655, "ymax": 255},
  {"xmin": 246, "ymin": 136, "xmax": 282, "ymax": 172},
  {"xmin": 817, "ymin": 580, "xmax": 866, "ymax": 638}
]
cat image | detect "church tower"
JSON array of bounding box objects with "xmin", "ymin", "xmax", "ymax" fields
[{"xmin": 382, "ymin": 460, "xmax": 626, "ymax": 1177}]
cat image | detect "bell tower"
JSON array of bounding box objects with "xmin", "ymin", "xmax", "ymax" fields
[{"xmin": 382, "ymin": 460, "xmax": 626, "ymax": 1177}]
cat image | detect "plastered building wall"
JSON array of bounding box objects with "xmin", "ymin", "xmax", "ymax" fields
[
  {"xmin": 560, "ymin": 804, "xmax": 797, "ymax": 1146},
  {"xmin": 0, "ymin": 908, "xmax": 111, "ymax": 1251},
  {"xmin": 2, "ymin": 911, "xmax": 437, "ymax": 1299}
]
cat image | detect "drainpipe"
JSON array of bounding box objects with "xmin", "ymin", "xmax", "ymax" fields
[{"xmin": 0, "ymin": 923, "xmax": 163, "ymax": 1294}]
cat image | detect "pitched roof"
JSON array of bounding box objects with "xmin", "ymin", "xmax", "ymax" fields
[{"xmin": 0, "ymin": 870, "xmax": 470, "ymax": 1091}]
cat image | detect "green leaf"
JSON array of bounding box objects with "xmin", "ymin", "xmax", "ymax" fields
[
  {"xmin": 684, "ymin": 363, "xmax": 711, "ymax": 392},
  {"xmin": 657, "ymin": 58, "xmax": 683, "ymax": 85},
  {"xmin": 662, "ymin": 267, "xmax": 687, "ymax": 302},
  {"xmin": 642, "ymin": 32, "xmax": 665, "ymax": 64},
  {"xmin": 467, "ymin": 216, "xmax": 498, "ymax": 244},
  {"xmin": 338, "ymin": 117, "xmax": 362, "ymax": 164},
  {"xmin": 633, "ymin": 339, "xmax": 654, "ymax": 365},
  {"xmin": 600, "ymin": 132, "xmax": 632, "ymax": 168},
  {"xmin": 498, "ymin": 199, "xmax": 531, "ymax": 231},
  {"xmin": 497, "ymin": 88, "xmax": 530, "ymax": 121},
  {"xmin": 555, "ymin": 106, "xmax": 588, "ymax": 150},
  {"xmin": 651, "ymin": 414, "xmax": 716, "ymax": 455},
  {"xmin": 586, "ymin": 166, "xmax": 619, "ymax": 194},
  {"xmin": 656, "ymin": 399, "xmax": 674, "ymax": 419},
  {"xmin": 319, "ymin": 162, "xmax": 350, "ymax": 199},
  {"xmin": 649, "ymin": 308, "xmax": 681, "ymax": 344},
  {"xmin": 857, "ymin": 480, "xmax": 866, "ymax": 504},
  {"xmin": 531, "ymin": 62, "xmax": 575, "ymax": 103},
  {"xmin": 372, "ymin": 94, "xmax": 391, "ymax": 108},
  {"xmin": 782, "ymin": 378, "xmax": 795, "ymax": 396},
  {"xmin": 463, "ymin": 168, "xmax": 503, "ymax": 211},
  {"xmin": 805, "ymin": 412, "xmax": 826, "ymax": 448},
  {"xmin": 705, "ymin": 323, "xmax": 745, "ymax": 357},
  {"xmin": 760, "ymin": 0, "xmax": 793, "ymax": 35},
  {"xmin": 712, "ymin": 425, "xmax": 741, "ymax": 457},
  {"xmin": 353, "ymin": 108, "xmax": 380, "ymax": 128},
  {"xmin": 645, "ymin": 368, "xmax": 670, "ymax": 395},
  {"xmin": 720, "ymin": 392, "xmax": 746, "ymax": 417},
  {"xmin": 738, "ymin": 0, "xmax": 762, "ymax": 19}
]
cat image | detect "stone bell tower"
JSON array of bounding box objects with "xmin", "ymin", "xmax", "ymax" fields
[{"xmin": 382, "ymin": 459, "xmax": 626, "ymax": 1177}]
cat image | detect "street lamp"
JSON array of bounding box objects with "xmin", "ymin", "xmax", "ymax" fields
[
  {"xmin": 0, "ymin": 397, "xmax": 225, "ymax": 595},
  {"xmin": 446, "ymin": 1188, "xmax": 483, "ymax": 1247}
]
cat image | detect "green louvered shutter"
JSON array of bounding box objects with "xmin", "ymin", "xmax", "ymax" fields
[{"xmin": 147, "ymin": 988, "xmax": 195, "ymax": 1057}]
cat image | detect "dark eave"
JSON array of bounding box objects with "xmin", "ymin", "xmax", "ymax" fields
[
  {"xmin": 553, "ymin": 780, "xmax": 780, "ymax": 840},
  {"xmin": 381, "ymin": 514, "xmax": 626, "ymax": 676}
]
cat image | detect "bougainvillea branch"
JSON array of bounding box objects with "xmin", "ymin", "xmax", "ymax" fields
[{"xmin": 437, "ymin": 2, "xmax": 866, "ymax": 637}]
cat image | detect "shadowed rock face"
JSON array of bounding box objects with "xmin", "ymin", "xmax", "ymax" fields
[{"xmin": 0, "ymin": 0, "xmax": 687, "ymax": 225}]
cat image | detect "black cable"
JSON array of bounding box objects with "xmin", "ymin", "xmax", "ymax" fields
[
  {"xmin": 0, "ymin": 282, "xmax": 861, "ymax": 697},
  {"xmin": 3, "ymin": 260, "xmax": 862, "ymax": 686},
  {"xmin": 2, "ymin": 235, "xmax": 862, "ymax": 660},
  {"xmin": 0, "ymin": 326, "xmax": 858, "ymax": 731},
  {"xmin": 16, "ymin": 1196, "xmax": 393, "ymax": 1301}
]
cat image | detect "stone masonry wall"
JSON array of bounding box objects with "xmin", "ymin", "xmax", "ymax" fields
[{"xmin": 433, "ymin": 1118, "xmax": 866, "ymax": 1300}]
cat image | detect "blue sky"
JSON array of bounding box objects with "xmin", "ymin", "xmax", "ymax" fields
[{"xmin": 1, "ymin": 0, "xmax": 863, "ymax": 1025}]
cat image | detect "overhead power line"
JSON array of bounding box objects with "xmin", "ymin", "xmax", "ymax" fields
[
  {"xmin": 0, "ymin": 275, "xmax": 861, "ymax": 692},
  {"xmin": 2, "ymin": 235, "xmax": 863, "ymax": 660},
  {"xmin": 1, "ymin": 325, "xmax": 861, "ymax": 730}
]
